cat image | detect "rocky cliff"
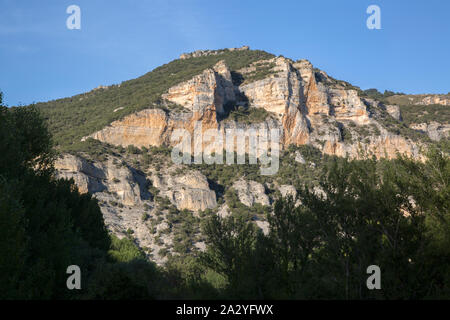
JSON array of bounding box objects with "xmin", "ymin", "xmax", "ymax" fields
[{"xmin": 84, "ymin": 56, "xmax": 422, "ymax": 160}]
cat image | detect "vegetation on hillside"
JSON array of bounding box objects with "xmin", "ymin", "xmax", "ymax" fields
[
  {"xmin": 361, "ymin": 88, "xmax": 405, "ymax": 103},
  {"xmin": 399, "ymin": 104, "xmax": 450, "ymax": 125},
  {"xmin": 386, "ymin": 93, "xmax": 450, "ymax": 106}
]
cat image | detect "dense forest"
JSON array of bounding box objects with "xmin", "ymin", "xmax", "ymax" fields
[{"xmin": 0, "ymin": 91, "xmax": 449, "ymax": 299}]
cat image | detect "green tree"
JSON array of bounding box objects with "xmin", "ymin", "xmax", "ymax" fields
[{"xmin": 0, "ymin": 98, "xmax": 110, "ymax": 299}]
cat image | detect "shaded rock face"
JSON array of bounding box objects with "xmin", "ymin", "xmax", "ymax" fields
[
  {"xmin": 232, "ymin": 179, "xmax": 270, "ymax": 207},
  {"xmin": 55, "ymin": 154, "xmax": 147, "ymax": 206},
  {"xmin": 385, "ymin": 105, "xmax": 402, "ymax": 121},
  {"xmin": 278, "ymin": 184, "xmax": 297, "ymax": 199},
  {"xmin": 410, "ymin": 122, "xmax": 450, "ymax": 141},
  {"xmin": 55, "ymin": 154, "xmax": 217, "ymax": 266},
  {"xmin": 55, "ymin": 154, "xmax": 106, "ymax": 194},
  {"xmin": 85, "ymin": 56, "xmax": 421, "ymax": 160},
  {"xmin": 56, "ymin": 154, "xmax": 217, "ymax": 212},
  {"xmin": 151, "ymin": 170, "xmax": 217, "ymax": 211}
]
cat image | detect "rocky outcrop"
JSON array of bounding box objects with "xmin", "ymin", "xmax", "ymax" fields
[
  {"xmin": 328, "ymin": 88, "xmax": 370, "ymax": 124},
  {"xmin": 278, "ymin": 184, "xmax": 297, "ymax": 199},
  {"xmin": 294, "ymin": 150, "xmax": 306, "ymax": 164},
  {"xmin": 162, "ymin": 60, "xmax": 235, "ymax": 115},
  {"xmin": 55, "ymin": 154, "xmax": 216, "ymax": 265},
  {"xmin": 232, "ymin": 179, "xmax": 270, "ymax": 207},
  {"xmin": 410, "ymin": 122, "xmax": 450, "ymax": 141},
  {"xmin": 151, "ymin": 170, "xmax": 217, "ymax": 211},
  {"xmin": 55, "ymin": 154, "xmax": 147, "ymax": 206},
  {"xmin": 239, "ymin": 57, "xmax": 303, "ymax": 116},
  {"xmin": 54, "ymin": 48, "xmax": 449, "ymax": 266},
  {"xmin": 322, "ymin": 128, "xmax": 422, "ymax": 160},
  {"xmin": 55, "ymin": 154, "xmax": 106, "ymax": 194},
  {"xmin": 418, "ymin": 95, "xmax": 450, "ymax": 106},
  {"xmin": 385, "ymin": 105, "xmax": 402, "ymax": 121}
]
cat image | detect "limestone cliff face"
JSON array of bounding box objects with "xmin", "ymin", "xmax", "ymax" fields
[
  {"xmin": 84, "ymin": 56, "xmax": 422, "ymax": 160},
  {"xmin": 151, "ymin": 170, "xmax": 217, "ymax": 211},
  {"xmin": 87, "ymin": 109, "xmax": 171, "ymax": 147},
  {"xmin": 55, "ymin": 154, "xmax": 146, "ymax": 206},
  {"xmin": 418, "ymin": 95, "xmax": 450, "ymax": 106},
  {"xmin": 239, "ymin": 57, "xmax": 303, "ymax": 116},
  {"xmin": 322, "ymin": 131, "xmax": 422, "ymax": 160},
  {"xmin": 162, "ymin": 60, "xmax": 235, "ymax": 115},
  {"xmin": 85, "ymin": 61, "xmax": 236, "ymax": 149},
  {"xmin": 55, "ymin": 153, "xmax": 217, "ymax": 265},
  {"xmin": 384, "ymin": 105, "xmax": 402, "ymax": 121},
  {"xmin": 55, "ymin": 154, "xmax": 106, "ymax": 194},
  {"xmin": 410, "ymin": 122, "xmax": 450, "ymax": 141},
  {"xmin": 55, "ymin": 154, "xmax": 217, "ymax": 211},
  {"xmin": 232, "ymin": 179, "xmax": 270, "ymax": 207}
]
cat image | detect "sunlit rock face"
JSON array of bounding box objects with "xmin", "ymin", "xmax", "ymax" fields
[
  {"xmin": 84, "ymin": 55, "xmax": 421, "ymax": 160},
  {"xmin": 151, "ymin": 170, "xmax": 217, "ymax": 211},
  {"xmin": 232, "ymin": 179, "xmax": 270, "ymax": 207}
]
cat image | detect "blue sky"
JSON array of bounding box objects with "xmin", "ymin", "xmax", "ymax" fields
[{"xmin": 0, "ymin": 0, "xmax": 449, "ymax": 106}]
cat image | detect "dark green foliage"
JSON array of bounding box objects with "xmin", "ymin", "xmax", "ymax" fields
[
  {"xmin": 0, "ymin": 104, "xmax": 110, "ymax": 299},
  {"xmin": 276, "ymin": 145, "xmax": 329, "ymax": 187},
  {"xmin": 200, "ymin": 215, "xmax": 264, "ymax": 298},
  {"xmin": 339, "ymin": 123, "xmax": 353, "ymax": 142},
  {"xmin": 223, "ymin": 105, "xmax": 275, "ymax": 124},
  {"xmin": 108, "ymin": 235, "xmax": 145, "ymax": 262},
  {"xmin": 64, "ymin": 137, "xmax": 121, "ymax": 162},
  {"xmin": 200, "ymin": 151, "xmax": 450, "ymax": 299},
  {"xmin": 193, "ymin": 153, "xmax": 270, "ymax": 194},
  {"xmin": 361, "ymin": 88, "xmax": 404, "ymax": 103},
  {"xmin": 126, "ymin": 145, "xmax": 141, "ymax": 155}
]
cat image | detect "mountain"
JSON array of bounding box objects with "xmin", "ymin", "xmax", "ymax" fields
[{"xmin": 35, "ymin": 46, "xmax": 449, "ymax": 265}]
